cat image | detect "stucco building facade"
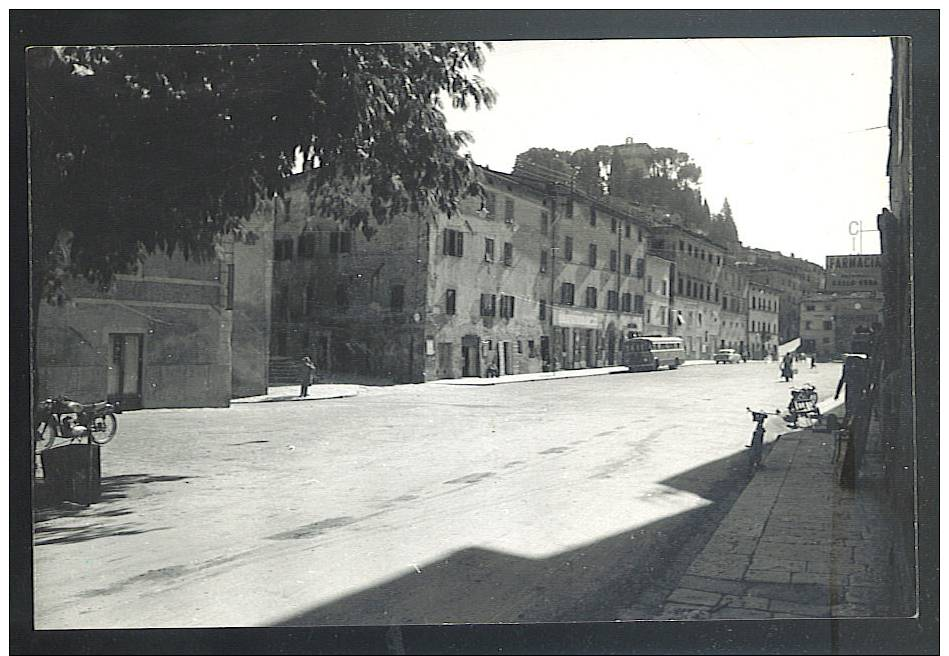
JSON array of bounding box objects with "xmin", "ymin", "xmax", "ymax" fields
[
  {"xmin": 36, "ymin": 248, "xmax": 235, "ymax": 409},
  {"xmin": 263, "ymin": 167, "xmax": 657, "ymax": 382},
  {"xmin": 648, "ymin": 225, "xmax": 728, "ymax": 359},
  {"xmin": 746, "ymin": 282, "xmax": 780, "ymax": 360}
]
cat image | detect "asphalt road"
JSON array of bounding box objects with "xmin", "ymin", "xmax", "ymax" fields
[{"xmin": 33, "ymin": 360, "xmax": 843, "ymax": 629}]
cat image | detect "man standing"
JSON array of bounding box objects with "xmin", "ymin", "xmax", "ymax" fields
[{"xmin": 299, "ymin": 355, "xmax": 318, "ymax": 397}]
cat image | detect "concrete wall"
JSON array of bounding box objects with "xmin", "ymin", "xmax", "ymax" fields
[
  {"xmin": 231, "ymin": 203, "xmax": 274, "ymax": 397},
  {"xmin": 36, "ymin": 250, "xmax": 232, "ymax": 408}
]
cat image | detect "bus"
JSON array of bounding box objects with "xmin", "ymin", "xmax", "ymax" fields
[{"xmin": 622, "ymin": 336, "xmax": 685, "ymax": 372}]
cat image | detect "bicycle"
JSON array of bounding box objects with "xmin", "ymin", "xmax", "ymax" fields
[{"xmin": 746, "ymin": 407, "xmax": 781, "ymax": 476}]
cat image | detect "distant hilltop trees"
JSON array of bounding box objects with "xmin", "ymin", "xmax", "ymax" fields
[{"xmin": 512, "ymin": 140, "xmax": 740, "ymax": 249}]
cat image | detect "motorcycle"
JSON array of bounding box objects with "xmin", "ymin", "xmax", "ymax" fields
[{"xmin": 34, "ymin": 396, "xmax": 121, "ymax": 451}]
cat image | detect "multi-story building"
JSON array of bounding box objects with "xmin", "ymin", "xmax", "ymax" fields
[
  {"xmin": 545, "ymin": 178, "xmax": 651, "ymax": 370},
  {"xmin": 262, "ymin": 167, "xmax": 652, "ymax": 382},
  {"xmin": 799, "ymin": 293, "xmax": 837, "ymax": 360},
  {"xmin": 800, "ymin": 291, "xmax": 883, "ymax": 360},
  {"xmin": 643, "ymin": 255, "xmax": 673, "ymax": 335},
  {"xmin": 718, "ymin": 264, "xmax": 748, "ymax": 353},
  {"xmin": 35, "ymin": 246, "xmax": 237, "ymax": 409},
  {"xmin": 746, "ymin": 281, "xmax": 780, "ymax": 359},
  {"xmin": 648, "ymin": 224, "xmax": 728, "ymax": 359},
  {"xmin": 736, "ymin": 246, "xmax": 825, "ymax": 344}
]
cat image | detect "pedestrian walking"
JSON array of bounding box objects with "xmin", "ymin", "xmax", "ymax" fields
[
  {"xmin": 299, "ymin": 355, "xmax": 318, "ymax": 397},
  {"xmin": 811, "ymin": 352, "xmax": 817, "ymax": 369},
  {"xmin": 781, "ymin": 353, "xmax": 794, "ymax": 382}
]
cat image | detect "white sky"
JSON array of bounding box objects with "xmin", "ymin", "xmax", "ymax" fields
[{"xmin": 443, "ymin": 37, "xmax": 892, "ymax": 266}]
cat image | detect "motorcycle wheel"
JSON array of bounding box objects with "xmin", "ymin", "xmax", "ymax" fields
[{"xmin": 91, "ymin": 413, "xmax": 118, "ymax": 445}]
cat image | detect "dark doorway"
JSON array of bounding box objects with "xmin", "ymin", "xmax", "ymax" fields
[{"xmin": 107, "ymin": 333, "xmax": 143, "ymax": 409}]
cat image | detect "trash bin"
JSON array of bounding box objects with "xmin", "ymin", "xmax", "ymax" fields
[{"xmin": 40, "ymin": 443, "xmax": 101, "ymax": 505}]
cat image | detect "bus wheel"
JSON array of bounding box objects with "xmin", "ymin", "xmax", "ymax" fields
[
  {"xmin": 670, "ymin": 358, "xmax": 680, "ymax": 370},
  {"xmin": 654, "ymin": 359, "xmax": 660, "ymax": 371}
]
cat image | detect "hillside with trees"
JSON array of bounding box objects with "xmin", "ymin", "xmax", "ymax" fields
[{"xmin": 513, "ymin": 142, "xmax": 741, "ymax": 249}]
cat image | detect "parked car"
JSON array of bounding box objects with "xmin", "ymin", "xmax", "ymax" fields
[{"xmin": 714, "ymin": 348, "xmax": 742, "ymax": 364}]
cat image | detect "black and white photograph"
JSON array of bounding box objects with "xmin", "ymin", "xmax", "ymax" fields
[{"xmin": 11, "ymin": 10, "xmax": 938, "ymax": 654}]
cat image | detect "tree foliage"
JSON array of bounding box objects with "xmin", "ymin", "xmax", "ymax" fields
[
  {"xmin": 708, "ymin": 198, "xmax": 740, "ymax": 246},
  {"xmin": 28, "ymin": 42, "xmax": 495, "ymax": 298},
  {"xmin": 514, "ymin": 141, "xmax": 718, "ymax": 233}
]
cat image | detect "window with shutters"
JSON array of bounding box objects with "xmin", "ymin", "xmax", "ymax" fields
[
  {"xmin": 585, "ymin": 286, "xmax": 597, "ymax": 308},
  {"xmin": 607, "ymin": 290, "xmax": 619, "ymax": 310},
  {"xmin": 539, "ymin": 299, "xmax": 547, "ymax": 320},
  {"xmin": 634, "ymin": 295, "xmax": 644, "ymax": 314},
  {"xmin": 621, "ymin": 293, "xmax": 632, "ymax": 312},
  {"xmin": 297, "ymin": 233, "xmax": 317, "ymax": 258},
  {"xmin": 635, "ymin": 258, "xmax": 645, "ymax": 278},
  {"xmin": 444, "ymin": 229, "xmax": 464, "ymax": 257},
  {"xmin": 274, "ymin": 238, "xmax": 294, "ymax": 261},
  {"xmin": 564, "ymin": 236, "xmax": 573, "ymax": 261},
  {"xmin": 540, "ymin": 249, "xmax": 548, "ymax": 273},
  {"xmin": 623, "ymin": 254, "xmax": 632, "ymax": 275},
  {"xmin": 610, "ymin": 217, "xmax": 617, "ymax": 233},
  {"xmin": 503, "ymin": 242, "xmax": 513, "ymax": 266},
  {"xmin": 589, "ymin": 206, "xmax": 597, "ymax": 226},
  {"xmin": 541, "ymin": 212, "xmax": 549, "ymax": 235},
  {"xmin": 484, "ymin": 237, "xmax": 495, "ymax": 262},
  {"xmin": 624, "ymin": 224, "xmax": 631, "ymax": 238},
  {"xmin": 609, "ymin": 250, "xmax": 618, "ymax": 272},
  {"xmin": 480, "ymin": 293, "xmax": 497, "ymax": 316},
  {"xmin": 499, "ymin": 295, "xmax": 516, "ymax": 318},
  {"xmin": 484, "ymin": 191, "xmax": 497, "ymax": 217},
  {"xmin": 446, "ymin": 289, "xmax": 457, "ymax": 315},
  {"xmin": 341, "ymin": 232, "xmax": 354, "ymax": 254},
  {"xmin": 560, "ymin": 283, "xmax": 575, "ymax": 306},
  {"xmin": 588, "ymin": 243, "xmax": 597, "ymax": 268},
  {"xmin": 504, "ymin": 198, "xmax": 515, "ymax": 223},
  {"xmin": 225, "ymin": 264, "xmax": 235, "ymax": 310},
  {"xmin": 329, "ymin": 231, "xmax": 353, "ymax": 254}
]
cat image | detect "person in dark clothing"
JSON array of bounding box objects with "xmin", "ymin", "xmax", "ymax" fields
[
  {"xmin": 781, "ymin": 353, "xmax": 794, "ymax": 382},
  {"xmin": 811, "ymin": 352, "xmax": 817, "ymax": 368},
  {"xmin": 299, "ymin": 355, "xmax": 318, "ymax": 397}
]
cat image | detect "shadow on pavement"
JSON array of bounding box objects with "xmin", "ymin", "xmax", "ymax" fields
[
  {"xmin": 272, "ymin": 447, "xmax": 757, "ymax": 627},
  {"xmin": 32, "ymin": 474, "xmax": 192, "ymax": 544}
]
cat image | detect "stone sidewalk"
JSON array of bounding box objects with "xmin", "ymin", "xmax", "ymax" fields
[
  {"xmin": 658, "ymin": 415, "xmax": 896, "ymax": 620},
  {"xmin": 232, "ymin": 360, "xmax": 720, "ymax": 399}
]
